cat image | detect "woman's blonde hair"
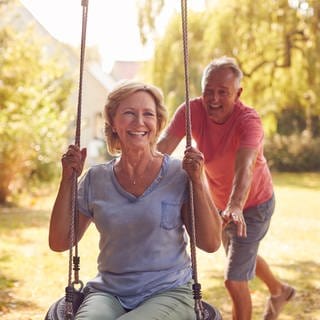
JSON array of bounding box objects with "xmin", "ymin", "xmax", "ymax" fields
[{"xmin": 104, "ymin": 80, "xmax": 168, "ymax": 156}]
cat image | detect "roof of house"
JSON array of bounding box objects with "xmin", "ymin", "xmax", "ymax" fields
[
  {"xmin": 110, "ymin": 60, "xmax": 145, "ymax": 81},
  {"xmin": 6, "ymin": 1, "xmax": 116, "ymax": 91}
]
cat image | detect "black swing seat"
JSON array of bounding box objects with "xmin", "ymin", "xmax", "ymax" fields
[
  {"xmin": 45, "ymin": 289, "xmax": 85, "ymax": 320},
  {"xmin": 45, "ymin": 293, "xmax": 222, "ymax": 320},
  {"xmin": 200, "ymin": 301, "xmax": 223, "ymax": 320}
]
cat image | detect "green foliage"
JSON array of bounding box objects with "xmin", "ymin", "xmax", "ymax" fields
[
  {"xmin": 141, "ymin": 0, "xmax": 320, "ymax": 171},
  {"xmin": 0, "ymin": 27, "xmax": 74, "ymax": 203},
  {"xmin": 205, "ymin": 0, "xmax": 320, "ymax": 126},
  {"xmin": 140, "ymin": 0, "xmax": 320, "ymax": 115},
  {"xmin": 144, "ymin": 11, "xmax": 207, "ymax": 116},
  {"xmin": 265, "ymin": 132, "xmax": 320, "ymax": 172},
  {"xmin": 137, "ymin": 0, "xmax": 165, "ymax": 44},
  {"xmin": 275, "ymin": 107, "xmax": 320, "ymax": 136}
]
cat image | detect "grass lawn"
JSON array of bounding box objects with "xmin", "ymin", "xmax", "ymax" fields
[{"xmin": 0, "ymin": 172, "xmax": 319, "ymax": 320}]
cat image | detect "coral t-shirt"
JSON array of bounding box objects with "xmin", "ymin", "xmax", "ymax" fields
[{"xmin": 166, "ymin": 97, "xmax": 273, "ymax": 210}]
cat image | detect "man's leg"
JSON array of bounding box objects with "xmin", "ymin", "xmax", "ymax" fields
[
  {"xmin": 222, "ymin": 196, "xmax": 276, "ymax": 320},
  {"xmin": 224, "ymin": 280, "xmax": 252, "ymax": 320},
  {"xmin": 256, "ymin": 255, "xmax": 283, "ymax": 295},
  {"xmin": 256, "ymin": 255, "xmax": 296, "ymax": 320}
]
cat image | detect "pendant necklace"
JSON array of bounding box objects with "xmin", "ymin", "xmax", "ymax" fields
[
  {"xmin": 117, "ymin": 157, "xmax": 154, "ymax": 186},
  {"xmin": 131, "ymin": 158, "xmax": 153, "ymax": 185}
]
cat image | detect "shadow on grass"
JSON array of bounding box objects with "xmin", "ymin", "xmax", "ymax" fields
[
  {"xmin": 0, "ymin": 206, "xmax": 50, "ymax": 231},
  {"xmin": 270, "ymin": 260, "xmax": 320, "ymax": 318},
  {"xmin": 202, "ymin": 259, "xmax": 320, "ymax": 319},
  {"xmin": 0, "ymin": 206, "xmax": 50, "ymax": 317},
  {"xmin": 0, "ymin": 272, "xmax": 39, "ymax": 315}
]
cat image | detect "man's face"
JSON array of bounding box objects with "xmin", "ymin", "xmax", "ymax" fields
[{"xmin": 202, "ymin": 68, "xmax": 242, "ymax": 124}]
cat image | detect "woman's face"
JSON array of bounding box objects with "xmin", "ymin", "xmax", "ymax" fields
[{"xmin": 112, "ymin": 91, "xmax": 158, "ymax": 152}]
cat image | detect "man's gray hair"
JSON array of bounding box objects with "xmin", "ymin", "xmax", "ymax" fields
[{"xmin": 201, "ymin": 56, "xmax": 243, "ymax": 91}]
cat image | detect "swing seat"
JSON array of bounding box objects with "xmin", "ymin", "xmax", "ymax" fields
[
  {"xmin": 201, "ymin": 301, "xmax": 223, "ymax": 320},
  {"xmin": 44, "ymin": 294, "xmax": 222, "ymax": 320},
  {"xmin": 45, "ymin": 290, "xmax": 84, "ymax": 320}
]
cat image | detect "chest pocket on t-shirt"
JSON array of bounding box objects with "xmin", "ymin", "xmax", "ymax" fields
[{"xmin": 160, "ymin": 201, "xmax": 182, "ymax": 230}]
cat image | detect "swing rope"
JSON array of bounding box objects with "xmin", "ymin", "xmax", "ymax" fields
[
  {"xmin": 180, "ymin": 1, "xmax": 205, "ymax": 319},
  {"xmin": 65, "ymin": 1, "xmax": 89, "ymax": 319}
]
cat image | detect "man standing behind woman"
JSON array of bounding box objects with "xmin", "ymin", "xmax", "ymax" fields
[{"xmin": 158, "ymin": 56, "xmax": 295, "ymax": 320}]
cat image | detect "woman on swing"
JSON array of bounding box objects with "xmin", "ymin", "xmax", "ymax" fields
[{"xmin": 49, "ymin": 80, "xmax": 222, "ymax": 320}]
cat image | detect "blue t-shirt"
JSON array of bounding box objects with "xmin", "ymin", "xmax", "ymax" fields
[{"xmin": 78, "ymin": 154, "xmax": 192, "ymax": 309}]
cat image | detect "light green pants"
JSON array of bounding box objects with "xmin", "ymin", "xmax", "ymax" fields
[{"xmin": 75, "ymin": 282, "xmax": 195, "ymax": 320}]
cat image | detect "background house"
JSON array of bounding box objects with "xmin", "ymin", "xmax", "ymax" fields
[
  {"xmin": 4, "ymin": 1, "xmax": 145, "ymax": 165},
  {"xmin": 110, "ymin": 60, "xmax": 144, "ymax": 81}
]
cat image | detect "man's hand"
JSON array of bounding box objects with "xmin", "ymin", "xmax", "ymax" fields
[{"xmin": 221, "ymin": 207, "xmax": 247, "ymax": 237}]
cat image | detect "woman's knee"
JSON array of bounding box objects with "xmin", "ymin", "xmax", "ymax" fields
[{"xmin": 75, "ymin": 291, "xmax": 126, "ymax": 320}]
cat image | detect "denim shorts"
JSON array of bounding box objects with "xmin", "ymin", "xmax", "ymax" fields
[{"xmin": 222, "ymin": 194, "xmax": 275, "ymax": 281}]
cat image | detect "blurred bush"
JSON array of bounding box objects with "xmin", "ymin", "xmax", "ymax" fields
[{"xmin": 265, "ymin": 132, "xmax": 320, "ymax": 172}]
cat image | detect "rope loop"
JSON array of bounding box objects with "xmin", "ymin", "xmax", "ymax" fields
[{"xmin": 72, "ymin": 280, "xmax": 84, "ymax": 293}]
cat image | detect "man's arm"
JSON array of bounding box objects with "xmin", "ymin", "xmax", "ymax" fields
[
  {"xmin": 222, "ymin": 147, "xmax": 258, "ymax": 237},
  {"xmin": 157, "ymin": 133, "xmax": 183, "ymax": 155}
]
